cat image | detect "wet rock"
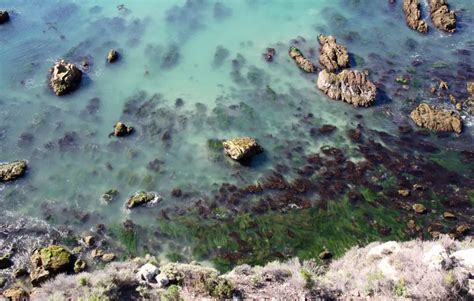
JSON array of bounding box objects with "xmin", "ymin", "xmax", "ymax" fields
[
  {"xmin": 439, "ymin": 80, "xmax": 449, "ymax": 90},
  {"xmin": 428, "ymin": 0, "xmax": 456, "ymax": 33},
  {"xmin": 318, "ymin": 35, "xmax": 349, "ymax": 72},
  {"xmin": 467, "ymin": 82, "xmax": 474, "ymax": 96},
  {"xmin": 398, "ymin": 189, "xmax": 410, "ymax": 197},
  {"xmin": 317, "ymin": 69, "xmax": 377, "ymax": 107},
  {"xmin": 212, "ymin": 46, "xmax": 229, "ymax": 67},
  {"xmin": 0, "ymin": 10, "xmax": 9, "ymax": 24},
  {"xmin": 0, "ymin": 255, "xmax": 13, "ymax": 269},
  {"xmin": 49, "ymin": 60, "xmax": 82, "ymax": 96},
  {"xmin": 82, "ymin": 235, "xmax": 95, "ymax": 247},
  {"xmin": 443, "ymin": 212, "xmax": 456, "ymax": 219},
  {"xmin": 402, "ymin": 0, "xmax": 428, "ymax": 33},
  {"xmin": 412, "ymin": 203, "xmax": 427, "ymax": 214},
  {"xmin": 111, "ymin": 122, "xmax": 133, "ymax": 137},
  {"xmin": 107, "ymin": 49, "xmax": 119, "ymax": 63},
  {"xmin": 125, "ymin": 191, "xmax": 160, "ymax": 209},
  {"xmin": 12, "ymin": 267, "xmax": 28, "ymax": 278},
  {"xmin": 409, "ymin": 103, "xmax": 462, "ymax": 134},
  {"xmin": 319, "ymin": 250, "xmax": 332, "ymax": 260},
  {"xmin": 0, "ymin": 160, "xmax": 27, "ymax": 182},
  {"xmin": 223, "ymin": 137, "xmax": 263, "ymax": 161},
  {"xmin": 263, "ymin": 48, "xmax": 276, "ymax": 62},
  {"xmin": 455, "ymin": 224, "xmax": 470, "ymax": 236},
  {"xmin": 30, "ymin": 245, "xmax": 72, "ymax": 286},
  {"xmin": 101, "ymin": 189, "xmax": 119, "ymax": 203},
  {"xmin": 288, "ymin": 46, "xmax": 316, "ymax": 73},
  {"xmin": 91, "ymin": 249, "xmax": 104, "ymax": 259},
  {"xmin": 73, "ymin": 259, "xmax": 86, "ymax": 273}
]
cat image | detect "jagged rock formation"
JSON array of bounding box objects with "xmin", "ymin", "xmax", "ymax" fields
[
  {"xmin": 0, "ymin": 160, "xmax": 27, "ymax": 182},
  {"xmin": 410, "ymin": 103, "xmax": 462, "ymax": 133},
  {"xmin": 428, "ymin": 0, "xmax": 456, "ymax": 32},
  {"xmin": 402, "ymin": 0, "xmax": 428, "ymax": 33},
  {"xmin": 49, "ymin": 60, "xmax": 82, "ymax": 96},
  {"xmin": 318, "ymin": 35, "xmax": 349, "ymax": 72},
  {"xmin": 316, "ymin": 69, "xmax": 377, "ymax": 107},
  {"xmin": 0, "ymin": 10, "xmax": 9, "ymax": 24},
  {"xmin": 289, "ymin": 46, "xmax": 316, "ymax": 73},
  {"xmin": 223, "ymin": 137, "xmax": 263, "ymax": 161}
]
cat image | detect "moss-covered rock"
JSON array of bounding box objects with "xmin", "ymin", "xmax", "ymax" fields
[
  {"xmin": 30, "ymin": 245, "xmax": 72, "ymax": 286},
  {"xmin": 125, "ymin": 191, "xmax": 160, "ymax": 209},
  {"xmin": 0, "ymin": 160, "xmax": 27, "ymax": 182}
]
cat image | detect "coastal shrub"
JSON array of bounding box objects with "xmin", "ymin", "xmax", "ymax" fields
[{"xmin": 162, "ymin": 285, "xmax": 182, "ymax": 301}]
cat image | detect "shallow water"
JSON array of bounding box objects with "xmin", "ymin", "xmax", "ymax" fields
[{"xmin": 0, "ymin": 0, "xmax": 473, "ymax": 268}]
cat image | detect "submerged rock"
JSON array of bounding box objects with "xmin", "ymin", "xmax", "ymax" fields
[
  {"xmin": 0, "ymin": 160, "xmax": 27, "ymax": 182},
  {"xmin": 0, "ymin": 10, "xmax": 9, "ymax": 24},
  {"xmin": 288, "ymin": 46, "xmax": 316, "ymax": 73},
  {"xmin": 428, "ymin": 0, "xmax": 456, "ymax": 32},
  {"xmin": 111, "ymin": 122, "xmax": 133, "ymax": 137},
  {"xmin": 410, "ymin": 103, "xmax": 462, "ymax": 134},
  {"xmin": 30, "ymin": 245, "xmax": 72, "ymax": 286},
  {"xmin": 318, "ymin": 35, "xmax": 349, "ymax": 72},
  {"xmin": 263, "ymin": 48, "xmax": 276, "ymax": 62},
  {"xmin": 125, "ymin": 191, "xmax": 160, "ymax": 209},
  {"xmin": 0, "ymin": 256, "xmax": 13, "ymax": 269},
  {"xmin": 223, "ymin": 137, "xmax": 263, "ymax": 161},
  {"xmin": 107, "ymin": 49, "xmax": 119, "ymax": 63},
  {"xmin": 49, "ymin": 60, "xmax": 82, "ymax": 96},
  {"xmin": 402, "ymin": 0, "xmax": 428, "ymax": 33},
  {"xmin": 316, "ymin": 69, "xmax": 377, "ymax": 107}
]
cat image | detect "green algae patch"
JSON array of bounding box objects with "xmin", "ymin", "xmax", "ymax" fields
[
  {"xmin": 38, "ymin": 245, "xmax": 72, "ymax": 271},
  {"xmin": 159, "ymin": 196, "xmax": 407, "ymax": 272},
  {"xmin": 429, "ymin": 151, "xmax": 473, "ymax": 174}
]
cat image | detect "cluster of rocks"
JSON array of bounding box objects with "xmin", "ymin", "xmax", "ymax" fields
[
  {"xmin": 288, "ymin": 46, "xmax": 316, "ymax": 73},
  {"xmin": 410, "ymin": 102, "xmax": 462, "ymax": 134},
  {"xmin": 428, "ymin": 0, "xmax": 456, "ymax": 32},
  {"xmin": 402, "ymin": 0, "xmax": 428, "ymax": 33},
  {"xmin": 0, "ymin": 10, "xmax": 9, "ymax": 24},
  {"xmin": 317, "ymin": 69, "xmax": 377, "ymax": 107},
  {"xmin": 402, "ymin": 0, "xmax": 456, "ymax": 33},
  {"xmin": 0, "ymin": 160, "xmax": 27, "ymax": 182}
]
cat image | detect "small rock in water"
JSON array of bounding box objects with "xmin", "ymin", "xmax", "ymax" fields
[
  {"xmin": 0, "ymin": 10, "xmax": 10, "ymax": 24},
  {"xmin": 107, "ymin": 49, "xmax": 119, "ymax": 63},
  {"xmin": 402, "ymin": 0, "xmax": 428, "ymax": 33},
  {"xmin": 316, "ymin": 69, "xmax": 377, "ymax": 107},
  {"xmin": 0, "ymin": 160, "xmax": 27, "ymax": 182},
  {"xmin": 412, "ymin": 203, "xmax": 427, "ymax": 214},
  {"xmin": 101, "ymin": 189, "xmax": 119, "ymax": 203},
  {"xmin": 263, "ymin": 47, "xmax": 276, "ymax": 62},
  {"xmin": 428, "ymin": 0, "xmax": 456, "ymax": 33},
  {"xmin": 410, "ymin": 103, "xmax": 462, "ymax": 134},
  {"xmin": 101, "ymin": 253, "xmax": 115, "ymax": 262},
  {"xmin": 111, "ymin": 122, "xmax": 133, "ymax": 137},
  {"xmin": 288, "ymin": 46, "xmax": 316, "ymax": 73},
  {"xmin": 223, "ymin": 137, "xmax": 263, "ymax": 161},
  {"xmin": 443, "ymin": 212, "xmax": 456, "ymax": 219},
  {"xmin": 318, "ymin": 34, "xmax": 349, "ymax": 72},
  {"xmin": 439, "ymin": 80, "xmax": 449, "ymax": 90},
  {"xmin": 49, "ymin": 60, "xmax": 82, "ymax": 96},
  {"xmin": 125, "ymin": 191, "xmax": 160, "ymax": 209},
  {"xmin": 398, "ymin": 189, "xmax": 410, "ymax": 197}
]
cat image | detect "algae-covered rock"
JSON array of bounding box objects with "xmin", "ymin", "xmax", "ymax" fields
[
  {"xmin": 0, "ymin": 160, "xmax": 27, "ymax": 182},
  {"xmin": 317, "ymin": 69, "xmax": 377, "ymax": 107},
  {"xmin": 101, "ymin": 189, "xmax": 119, "ymax": 203},
  {"xmin": 107, "ymin": 49, "xmax": 119, "ymax": 63},
  {"xmin": 223, "ymin": 137, "xmax": 263, "ymax": 161},
  {"xmin": 0, "ymin": 10, "xmax": 9, "ymax": 24},
  {"xmin": 428, "ymin": 0, "xmax": 456, "ymax": 33},
  {"xmin": 49, "ymin": 60, "xmax": 82, "ymax": 96},
  {"xmin": 73, "ymin": 258, "xmax": 86, "ymax": 273},
  {"xmin": 403, "ymin": 0, "xmax": 428, "ymax": 33},
  {"xmin": 288, "ymin": 46, "xmax": 316, "ymax": 73},
  {"xmin": 410, "ymin": 103, "xmax": 462, "ymax": 134},
  {"xmin": 125, "ymin": 191, "xmax": 160, "ymax": 209},
  {"xmin": 318, "ymin": 35, "xmax": 349, "ymax": 72},
  {"xmin": 30, "ymin": 245, "xmax": 72, "ymax": 286}
]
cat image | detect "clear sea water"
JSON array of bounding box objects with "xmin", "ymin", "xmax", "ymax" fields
[{"xmin": 0, "ymin": 0, "xmax": 472, "ymax": 265}]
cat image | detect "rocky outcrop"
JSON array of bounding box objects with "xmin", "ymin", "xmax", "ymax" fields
[
  {"xmin": 316, "ymin": 69, "xmax": 377, "ymax": 107},
  {"xmin": 402, "ymin": 0, "xmax": 428, "ymax": 33},
  {"xmin": 410, "ymin": 103, "xmax": 462, "ymax": 133},
  {"xmin": 428, "ymin": 0, "xmax": 456, "ymax": 32},
  {"xmin": 467, "ymin": 82, "xmax": 474, "ymax": 97},
  {"xmin": 30, "ymin": 245, "xmax": 72, "ymax": 286},
  {"xmin": 125, "ymin": 191, "xmax": 160, "ymax": 209},
  {"xmin": 111, "ymin": 122, "xmax": 133, "ymax": 137},
  {"xmin": 0, "ymin": 10, "xmax": 9, "ymax": 24},
  {"xmin": 223, "ymin": 137, "xmax": 263, "ymax": 161},
  {"xmin": 107, "ymin": 49, "xmax": 119, "ymax": 63},
  {"xmin": 0, "ymin": 160, "xmax": 27, "ymax": 182},
  {"xmin": 288, "ymin": 46, "xmax": 316, "ymax": 73},
  {"xmin": 318, "ymin": 35, "xmax": 349, "ymax": 72},
  {"xmin": 49, "ymin": 60, "xmax": 82, "ymax": 96}
]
